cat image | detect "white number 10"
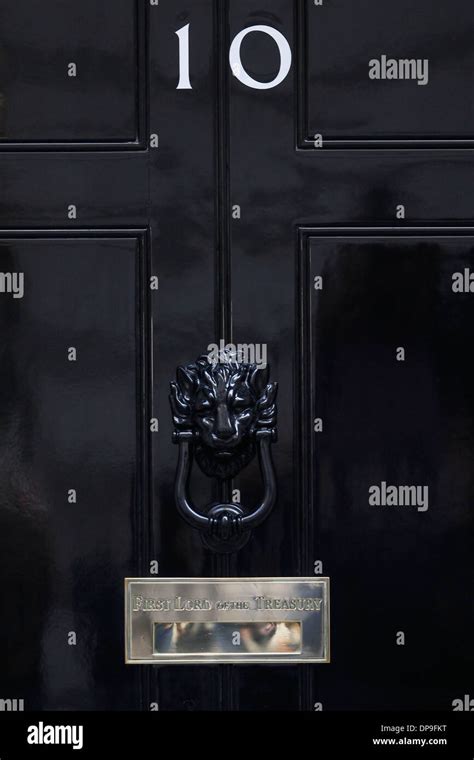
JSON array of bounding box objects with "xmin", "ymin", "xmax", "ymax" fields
[{"xmin": 176, "ymin": 23, "xmax": 292, "ymax": 91}]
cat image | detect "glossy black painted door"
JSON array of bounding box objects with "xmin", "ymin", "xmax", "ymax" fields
[{"xmin": 0, "ymin": 0, "xmax": 472, "ymax": 712}]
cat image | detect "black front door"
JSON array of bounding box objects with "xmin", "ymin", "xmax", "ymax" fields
[{"xmin": 0, "ymin": 0, "xmax": 472, "ymax": 712}]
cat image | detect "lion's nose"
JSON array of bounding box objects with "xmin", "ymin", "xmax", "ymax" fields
[
  {"xmin": 214, "ymin": 426, "xmax": 235, "ymax": 441},
  {"xmin": 214, "ymin": 405, "xmax": 235, "ymax": 440}
]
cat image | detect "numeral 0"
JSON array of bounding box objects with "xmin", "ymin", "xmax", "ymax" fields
[{"xmin": 176, "ymin": 24, "xmax": 292, "ymax": 91}]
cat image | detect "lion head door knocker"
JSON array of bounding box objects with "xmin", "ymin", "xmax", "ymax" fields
[{"xmin": 169, "ymin": 353, "xmax": 278, "ymax": 552}]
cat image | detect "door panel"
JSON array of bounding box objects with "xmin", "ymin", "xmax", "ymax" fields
[
  {"xmin": 298, "ymin": 0, "xmax": 474, "ymax": 148},
  {"xmin": 301, "ymin": 229, "xmax": 474, "ymax": 708},
  {"xmin": 0, "ymin": 0, "xmax": 143, "ymax": 147},
  {"xmin": 0, "ymin": 234, "xmax": 144, "ymax": 709}
]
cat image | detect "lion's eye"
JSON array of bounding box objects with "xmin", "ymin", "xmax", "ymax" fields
[
  {"xmin": 233, "ymin": 397, "xmax": 249, "ymax": 411},
  {"xmin": 195, "ymin": 397, "xmax": 214, "ymax": 414}
]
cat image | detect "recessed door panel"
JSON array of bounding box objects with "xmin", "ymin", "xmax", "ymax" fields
[
  {"xmin": 299, "ymin": 0, "xmax": 474, "ymax": 147},
  {"xmin": 300, "ymin": 230, "xmax": 474, "ymax": 707},
  {"xmin": 0, "ymin": 0, "xmax": 140, "ymax": 145},
  {"xmin": 0, "ymin": 235, "xmax": 144, "ymax": 708}
]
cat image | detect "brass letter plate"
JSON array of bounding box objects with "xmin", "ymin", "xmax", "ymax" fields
[{"xmin": 125, "ymin": 577, "xmax": 330, "ymax": 664}]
